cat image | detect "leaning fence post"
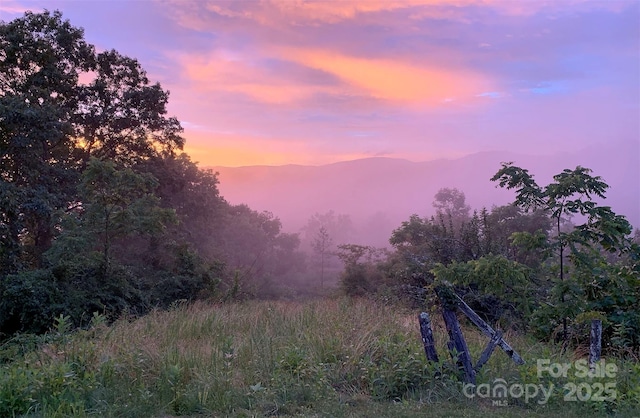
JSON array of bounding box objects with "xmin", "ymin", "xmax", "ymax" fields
[
  {"xmin": 455, "ymin": 295, "xmax": 525, "ymax": 365},
  {"xmin": 475, "ymin": 330, "xmax": 502, "ymax": 372},
  {"xmin": 442, "ymin": 308, "xmax": 476, "ymax": 385},
  {"xmin": 418, "ymin": 312, "xmax": 439, "ymax": 362},
  {"xmin": 589, "ymin": 319, "xmax": 602, "ymax": 373}
]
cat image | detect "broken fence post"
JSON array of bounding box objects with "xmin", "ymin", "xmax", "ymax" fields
[
  {"xmin": 455, "ymin": 295, "xmax": 525, "ymax": 366},
  {"xmin": 589, "ymin": 319, "xmax": 602, "ymax": 373},
  {"xmin": 442, "ymin": 308, "xmax": 476, "ymax": 385},
  {"xmin": 418, "ymin": 312, "xmax": 439, "ymax": 362},
  {"xmin": 475, "ymin": 330, "xmax": 502, "ymax": 372}
]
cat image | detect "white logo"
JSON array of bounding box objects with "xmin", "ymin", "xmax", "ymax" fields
[
  {"xmin": 462, "ymin": 379, "xmax": 553, "ymax": 406},
  {"xmin": 536, "ymin": 359, "xmax": 617, "ymax": 379},
  {"xmin": 462, "ymin": 359, "xmax": 618, "ymax": 406}
]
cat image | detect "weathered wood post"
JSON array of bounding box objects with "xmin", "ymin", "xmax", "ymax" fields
[
  {"xmin": 455, "ymin": 295, "xmax": 525, "ymax": 366},
  {"xmin": 424, "ymin": 286, "xmax": 524, "ymax": 383},
  {"xmin": 589, "ymin": 319, "xmax": 602, "ymax": 373},
  {"xmin": 418, "ymin": 312, "xmax": 439, "ymax": 362},
  {"xmin": 475, "ymin": 330, "xmax": 502, "ymax": 372},
  {"xmin": 442, "ymin": 308, "xmax": 476, "ymax": 385}
]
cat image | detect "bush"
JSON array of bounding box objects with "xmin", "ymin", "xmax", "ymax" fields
[
  {"xmin": 342, "ymin": 263, "xmax": 388, "ymax": 297},
  {"xmin": 0, "ymin": 269, "xmax": 66, "ymax": 336},
  {"xmin": 0, "ymin": 261, "xmax": 145, "ymax": 338}
]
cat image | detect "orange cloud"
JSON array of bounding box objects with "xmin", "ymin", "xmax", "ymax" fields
[
  {"xmin": 185, "ymin": 141, "xmax": 294, "ymax": 167},
  {"xmin": 277, "ymin": 48, "xmax": 491, "ymax": 104},
  {"xmin": 183, "ymin": 128, "xmax": 394, "ymax": 167},
  {"xmin": 265, "ymin": 0, "xmax": 440, "ymax": 24},
  {"xmin": 176, "ymin": 46, "xmax": 491, "ymax": 108},
  {"xmin": 183, "ymin": 130, "xmax": 312, "ymax": 166}
]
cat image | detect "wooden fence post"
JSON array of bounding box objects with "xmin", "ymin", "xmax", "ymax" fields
[
  {"xmin": 418, "ymin": 312, "xmax": 439, "ymax": 362},
  {"xmin": 455, "ymin": 295, "xmax": 525, "ymax": 365},
  {"xmin": 442, "ymin": 308, "xmax": 476, "ymax": 385},
  {"xmin": 589, "ymin": 319, "xmax": 602, "ymax": 373},
  {"xmin": 475, "ymin": 330, "xmax": 502, "ymax": 371}
]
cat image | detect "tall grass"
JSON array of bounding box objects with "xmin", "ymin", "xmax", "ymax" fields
[{"xmin": 1, "ymin": 298, "xmax": 639, "ymax": 417}]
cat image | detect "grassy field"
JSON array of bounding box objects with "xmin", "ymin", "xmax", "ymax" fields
[{"xmin": 1, "ymin": 298, "xmax": 639, "ymax": 417}]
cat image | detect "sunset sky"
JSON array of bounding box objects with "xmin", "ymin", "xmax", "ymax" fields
[{"xmin": 2, "ymin": 0, "xmax": 639, "ymax": 167}]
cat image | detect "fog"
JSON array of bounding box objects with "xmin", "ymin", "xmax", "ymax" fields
[{"xmin": 211, "ymin": 141, "xmax": 639, "ymax": 250}]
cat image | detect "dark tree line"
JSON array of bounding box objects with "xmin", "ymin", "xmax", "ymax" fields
[{"xmin": 0, "ymin": 11, "xmax": 305, "ymax": 337}]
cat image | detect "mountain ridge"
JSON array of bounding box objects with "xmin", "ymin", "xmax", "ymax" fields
[{"xmin": 206, "ymin": 145, "xmax": 639, "ymax": 246}]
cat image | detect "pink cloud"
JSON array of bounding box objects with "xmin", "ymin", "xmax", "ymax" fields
[
  {"xmin": 0, "ymin": 1, "xmax": 29, "ymax": 16},
  {"xmin": 174, "ymin": 50, "xmax": 337, "ymax": 105},
  {"xmin": 7, "ymin": 0, "xmax": 637, "ymax": 169}
]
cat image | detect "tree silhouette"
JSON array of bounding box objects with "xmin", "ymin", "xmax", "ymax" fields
[{"xmin": 312, "ymin": 226, "xmax": 333, "ymax": 287}]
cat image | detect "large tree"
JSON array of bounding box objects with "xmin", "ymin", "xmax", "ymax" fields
[
  {"xmin": 0, "ymin": 10, "xmax": 184, "ymax": 270},
  {"xmin": 1, "ymin": 10, "xmax": 91, "ymax": 270}
]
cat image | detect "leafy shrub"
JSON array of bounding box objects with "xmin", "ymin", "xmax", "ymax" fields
[
  {"xmin": 0, "ymin": 260, "xmax": 145, "ymax": 338},
  {"xmin": 341, "ymin": 264, "xmax": 381, "ymax": 297},
  {"xmin": 0, "ymin": 269, "xmax": 66, "ymax": 335}
]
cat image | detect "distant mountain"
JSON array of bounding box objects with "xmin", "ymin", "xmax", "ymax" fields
[{"xmin": 209, "ymin": 142, "xmax": 640, "ymax": 247}]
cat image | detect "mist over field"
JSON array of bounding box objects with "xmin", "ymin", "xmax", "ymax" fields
[
  {"xmin": 213, "ymin": 141, "xmax": 640, "ymax": 248},
  {"xmin": 2, "ymin": 4, "xmax": 640, "ymax": 415}
]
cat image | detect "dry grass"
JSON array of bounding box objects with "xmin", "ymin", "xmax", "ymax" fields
[{"xmin": 2, "ymin": 298, "xmax": 638, "ymax": 417}]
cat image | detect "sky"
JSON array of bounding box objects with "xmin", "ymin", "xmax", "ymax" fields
[{"xmin": 1, "ymin": 0, "xmax": 639, "ymax": 167}]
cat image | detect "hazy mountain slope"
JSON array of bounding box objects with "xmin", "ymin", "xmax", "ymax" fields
[{"xmin": 210, "ymin": 144, "xmax": 639, "ymax": 246}]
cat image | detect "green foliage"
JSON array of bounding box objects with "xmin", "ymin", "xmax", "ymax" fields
[
  {"xmin": 492, "ymin": 163, "xmax": 636, "ymax": 350},
  {"xmin": 79, "ymin": 158, "xmax": 176, "ymax": 270},
  {"xmin": 0, "ymin": 10, "xmax": 183, "ymax": 273},
  {"xmin": 386, "ymin": 188, "xmax": 551, "ymax": 308},
  {"xmin": 0, "ymin": 261, "xmax": 143, "ymax": 336},
  {"xmin": 359, "ymin": 335, "xmax": 448, "ymax": 401},
  {"xmin": 432, "ymin": 281, "xmax": 459, "ymax": 312},
  {"xmin": 336, "ymin": 244, "xmax": 388, "ymax": 297},
  {"xmin": 0, "ymin": 269, "xmax": 65, "ymax": 335},
  {"xmin": 0, "ymin": 10, "xmax": 92, "ymax": 271},
  {"xmin": 341, "ymin": 263, "xmax": 382, "ymax": 297},
  {"xmin": 432, "ymin": 255, "xmax": 536, "ymax": 325}
]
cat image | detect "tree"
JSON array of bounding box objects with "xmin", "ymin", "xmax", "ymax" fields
[
  {"xmin": 301, "ymin": 210, "xmax": 353, "ymax": 252},
  {"xmin": 300, "ymin": 211, "xmax": 353, "ymax": 287},
  {"xmin": 312, "ymin": 226, "xmax": 333, "ymax": 287},
  {"xmin": 390, "ymin": 189, "xmax": 475, "ymax": 273},
  {"xmin": 1, "ymin": 10, "xmax": 92, "ymax": 270},
  {"xmin": 74, "ymin": 49, "xmax": 184, "ymax": 165},
  {"xmin": 0, "ymin": 11, "xmax": 199, "ymax": 337},
  {"xmin": 491, "ymin": 163, "xmax": 633, "ymax": 345},
  {"xmin": 432, "ymin": 187, "xmax": 471, "ymax": 223},
  {"xmin": 78, "ymin": 158, "xmax": 175, "ymax": 273},
  {"xmin": 0, "ymin": 10, "xmax": 184, "ymax": 271},
  {"xmin": 211, "ymin": 204, "xmax": 307, "ymax": 297},
  {"xmin": 135, "ymin": 153, "xmax": 226, "ymax": 263},
  {"xmin": 336, "ymin": 244, "xmax": 387, "ymax": 297}
]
